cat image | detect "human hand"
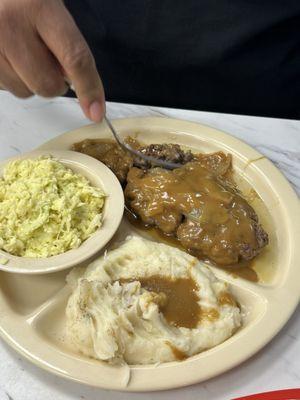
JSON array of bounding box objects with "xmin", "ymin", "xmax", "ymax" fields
[{"xmin": 0, "ymin": 0, "xmax": 105, "ymax": 122}]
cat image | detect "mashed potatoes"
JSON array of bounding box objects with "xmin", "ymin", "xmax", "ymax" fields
[
  {"xmin": 66, "ymin": 236, "xmax": 241, "ymax": 364},
  {"xmin": 0, "ymin": 156, "xmax": 105, "ymax": 257}
]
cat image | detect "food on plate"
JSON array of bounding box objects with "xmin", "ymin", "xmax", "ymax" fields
[
  {"xmin": 73, "ymin": 139, "xmax": 133, "ymax": 184},
  {"xmin": 0, "ymin": 156, "xmax": 105, "ymax": 257},
  {"xmin": 73, "ymin": 138, "xmax": 268, "ymax": 270},
  {"xmin": 126, "ymin": 161, "xmax": 268, "ymax": 266},
  {"xmin": 66, "ymin": 236, "xmax": 241, "ymax": 365},
  {"xmin": 72, "ymin": 139, "xmax": 195, "ymax": 184}
]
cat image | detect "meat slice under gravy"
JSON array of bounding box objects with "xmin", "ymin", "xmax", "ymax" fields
[
  {"xmin": 72, "ymin": 139, "xmax": 133, "ymax": 184},
  {"xmin": 73, "ymin": 137, "xmax": 268, "ymax": 266},
  {"xmin": 135, "ymin": 143, "xmax": 195, "ymax": 168},
  {"xmin": 72, "ymin": 139, "xmax": 196, "ymax": 180},
  {"xmin": 125, "ymin": 162, "xmax": 268, "ymax": 266}
]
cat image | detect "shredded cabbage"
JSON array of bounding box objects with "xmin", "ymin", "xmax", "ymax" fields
[{"xmin": 0, "ymin": 156, "xmax": 106, "ymax": 258}]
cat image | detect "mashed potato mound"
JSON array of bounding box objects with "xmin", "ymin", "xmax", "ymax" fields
[
  {"xmin": 0, "ymin": 156, "xmax": 105, "ymax": 257},
  {"xmin": 66, "ymin": 236, "xmax": 241, "ymax": 365}
]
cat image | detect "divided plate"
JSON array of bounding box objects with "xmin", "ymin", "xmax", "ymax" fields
[{"xmin": 0, "ymin": 117, "xmax": 299, "ymax": 391}]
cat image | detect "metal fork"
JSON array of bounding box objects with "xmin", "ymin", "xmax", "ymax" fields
[
  {"xmin": 66, "ymin": 80, "xmax": 178, "ymax": 169},
  {"xmin": 104, "ymin": 116, "xmax": 181, "ymax": 170}
]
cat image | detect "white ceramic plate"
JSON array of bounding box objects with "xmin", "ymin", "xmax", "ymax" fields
[
  {"xmin": 0, "ymin": 150, "xmax": 124, "ymax": 274},
  {"xmin": 0, "ymin": 117, "xmax": 299, "ymax": 391}
]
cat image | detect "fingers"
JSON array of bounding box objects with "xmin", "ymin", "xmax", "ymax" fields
[
  {"xmin": 36, "ymin": 0, "xmax": 105, "ymax": 121},
  {"xmin": 4, "ymin": 28, "xmax": 68, "ymax": 98},
  {"xmin": 0, "ymin": 0, "xmax": 68, "ymax": 99},
  {"xmin": 0, "ymin": 0, "xmax": 104, "ymax": 121},
  {"xmin": 0, "ymin": 55, "xmax": 32, "ymax": 98}
]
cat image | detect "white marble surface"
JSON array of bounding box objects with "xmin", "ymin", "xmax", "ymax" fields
[{"xmin": 0, "ymin": 92, "xmax": 299, "ymax": 400}]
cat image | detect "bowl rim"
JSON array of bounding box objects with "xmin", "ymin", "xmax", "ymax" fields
[{"xmin": 0, "ymin": 149, "xmax": 124, "ymax": 274}]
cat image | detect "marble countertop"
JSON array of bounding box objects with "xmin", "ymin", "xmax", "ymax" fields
[{"xmin": 0, "ymin": 92, "xmax": 299, "ymax": 400}]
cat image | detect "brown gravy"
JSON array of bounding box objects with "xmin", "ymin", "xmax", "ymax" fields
[
  {"xmin": 73, "ymin": 139, "xmax": 132, "ymax": 184},
  {"xmin": 122, "ymin": 275, "xmax": 200, "ymax": 329},
  {"xmin": 201, "ymin": 308, "xmax": 220, "ymax": 321},
  {"xmin": 73, "ymin": 138, "xmax": 268, "ymax": 280},
  {"xmin": 222, "ymin": 260, "xmax": 258, "ymax": 282},
  {"xmin": 125, "ymin": 162, "xmax": 268, "ymax": 279},
  {"xmin": 218, "ymin": 291, "xmax": 237, "ymax": 307},
  {"xmin": 125, "ymin": 206, "xmax": 185, "ymax": 250},
  {"xmin": 125, "ymin": 207, "xmax": 259, "ymax": 282},
  {"xmin": 167, "ymin": 342, "xmax": 188, "ymax": 360}
]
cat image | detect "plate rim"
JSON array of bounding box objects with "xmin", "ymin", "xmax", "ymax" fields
[{"xmin": 0, "ymin": 116, "xmax": 299, "ymax": 391}]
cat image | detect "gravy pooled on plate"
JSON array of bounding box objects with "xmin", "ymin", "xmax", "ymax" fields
[
  {"xmin": 73, "ymin": 138, "xmax": 268, "ymax": 278},
  {"xmin": 125, "ymin": 161, "xmax": 268, "ymax": 267},
  {"xmin": 66, "ymin": 236, "xmax": 241, "ymax": 365}
]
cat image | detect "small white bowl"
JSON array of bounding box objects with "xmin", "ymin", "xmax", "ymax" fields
[{"xmin": 0, "ymin": 150, "xmax": 124, "ymax": 274}]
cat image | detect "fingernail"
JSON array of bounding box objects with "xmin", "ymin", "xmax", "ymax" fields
[{"xmin": 89, "ymin": 101, "xmax": 103, "ymax": 122}]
